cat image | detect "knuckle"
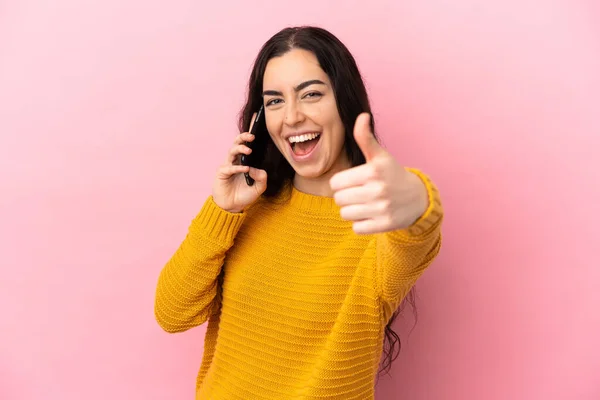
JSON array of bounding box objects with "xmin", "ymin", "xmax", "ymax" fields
[
  {"xmin": 373, "ymin": 182, "xmax": 386, "ymax": 198},
  {"xmin": 382, "ymin": 215, "xmax": 393, "ymax": 228},
  {"xmin": 365, "ymin": 166, "xmax": 377, "ymax": 181},
  {"xmin": 379, "ymin": 199, "xmax": 391, "ymax": 213},
  {"xmin": 370, "ymin": 163, "xmax": 382, "ymax": 177}
]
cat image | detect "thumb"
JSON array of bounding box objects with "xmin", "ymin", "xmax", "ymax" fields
[
  {"xmin": 248, "ymin": 167, "xmax": 268, "ymax": 192},
  {"xmin": 353, "ymin": 113, "xmax": 383, "ymax": 161}
]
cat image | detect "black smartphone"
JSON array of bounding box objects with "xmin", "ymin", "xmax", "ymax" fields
[{"xmin": 240, "ymin": 105, "xmax": 268, "ymax": 186}]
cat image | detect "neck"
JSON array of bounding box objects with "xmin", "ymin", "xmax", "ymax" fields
[
  {"xmin": 293, "ymin": 174, "xmax": 334, "ymax": 197},
  {"xmin": 292, "ymin": 153, "xmax": 351, "ymax": 197}
]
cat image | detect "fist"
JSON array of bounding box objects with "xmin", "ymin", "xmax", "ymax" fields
[{"xmin": 329, "ymin": 113, "xmax": 428, "ymax": 234}]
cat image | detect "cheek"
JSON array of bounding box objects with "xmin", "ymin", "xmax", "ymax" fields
[
  {"xmin": 312, "ymin": 100, "xmax": 341, "ymax": 129},
  {"xmin": 265, "ymin": 114, "xmax": 280, "ymax": 139},
  {"xmin": 334, "ymin": 127, "xmax": 346, "ymax": 150},
  {"xmin": 265, "ymin": 114, "xmax": 287, "ymax": 152},
  {"xmin": 328, "ymin": 116, "xmax": 346, "ymax": 151},
  {"xmin": 315, "ymin": 103, "xmax": 344, "ymax": 145}
]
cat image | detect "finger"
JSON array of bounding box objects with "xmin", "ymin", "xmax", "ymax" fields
[
  {"xmin": 339, "ymin": 203, "xmax": 377, "ymax": 221},
  {"xmin": 232, "ymin": 112, "xmax": 258, "ymax": 150},
  {"xmin": 247, "ymin": 112, "xmax": 258, "ymax": 134},
  {"xmin": 333, "ymin": 185, "xmax": 378, "ymax": 207},
  {"xmin": 228, "ymin": 144, "xmax": 252, "ymax": 165},
  {"xmin": 329, "ymin": 163, "xmax": 375, "ymax": 191},
  {"xmin": 352, "ymin": 217, "xmax": 389, "ymax": 235},
  {"xmin": 235, "ymin": 132, "xmax": 255, "ymax": 145},
  {"xmin": 247, "ymin": 167, "xmax": 267, "ymax": 184},
  {"xmin": 354, "ymin": 113, "xmax": 384, "ymax": 162},
  {"xmin": 217, "ymin": 164, "xmax": 249, "ymax": 179},
  {"xmin": 248, "ymin": 167, "xmax": 268, "ymax": 193}
]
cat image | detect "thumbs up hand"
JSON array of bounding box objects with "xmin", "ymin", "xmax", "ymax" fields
[{"xmin": 329, "ymin": 113, "xmax": 429, "ymax": 235}]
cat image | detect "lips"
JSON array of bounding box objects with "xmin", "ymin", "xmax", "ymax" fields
[
  {"xmin": 288, "ymin": 133, "xmax": 321, "ymax": 158},
  {"xmin": 287, "ymin": 132, "xmax": 321, "ymax": 144}
]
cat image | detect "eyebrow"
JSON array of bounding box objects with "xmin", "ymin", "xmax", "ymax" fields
[{"xmin": 262, "ymin": 79, "xmax": 326, "ymax": 97}]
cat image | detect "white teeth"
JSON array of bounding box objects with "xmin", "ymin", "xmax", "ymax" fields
[{"xmin": 288, "ymin": 133, "xmax": 321, "ymax": 144}]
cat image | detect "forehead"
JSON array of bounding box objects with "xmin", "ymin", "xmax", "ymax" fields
[{"xmin": 263, "ymin": 48, "xmax": 329, "ymax": 88}]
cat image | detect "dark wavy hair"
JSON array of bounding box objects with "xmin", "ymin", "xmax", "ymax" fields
[{"xmin": 237, "ymin": 25, "xmax": 417, "ymax": 377}]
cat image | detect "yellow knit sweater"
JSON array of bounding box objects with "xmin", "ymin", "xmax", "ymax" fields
[{"xmin": 154, "ymin": 168, "xmax": 443, "ymax": 400}]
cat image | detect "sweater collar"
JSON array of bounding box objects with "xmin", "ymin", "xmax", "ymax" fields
[{"xmin": 287, "ymin": 184, "xmax": 341, "ymax": 213}]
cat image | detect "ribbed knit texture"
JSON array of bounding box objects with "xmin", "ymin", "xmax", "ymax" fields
[{"xmin": 154, "ymin": 168, "xmax": 443, "ymax": 400}]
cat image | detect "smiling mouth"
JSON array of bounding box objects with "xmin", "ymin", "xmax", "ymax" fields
[{"xmin": 289, "ymin": 133, "xmax": 321, "ymax": 156}]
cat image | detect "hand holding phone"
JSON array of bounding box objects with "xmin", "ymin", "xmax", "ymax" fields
[
  {"xmin": 240, "ymin": 105, "xmax": 268, "ymax": 186},
  {"xmin": 211, "ymin": 107, "xmax": 269, "ymax": 213}
]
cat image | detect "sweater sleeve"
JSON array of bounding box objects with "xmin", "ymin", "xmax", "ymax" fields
[
  {"xmin": 375, "ymin": 168, "xmax": 444, "ymax": 320},
  {"xmin": 154, "ymin": 196, "xmax": 246, "ymax": 333}
]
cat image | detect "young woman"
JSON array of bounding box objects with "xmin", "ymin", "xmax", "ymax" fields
[{"xmin": 154, "ymin": 25, "xmax": 443, "ymax": 400}]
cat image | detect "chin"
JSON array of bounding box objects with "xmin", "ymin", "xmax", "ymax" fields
[{"xmin": 290, "ymin": 163, "xmax": 329, "ymax": 180}]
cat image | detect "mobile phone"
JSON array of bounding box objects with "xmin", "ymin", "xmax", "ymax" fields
[{"xmin": 240, "ymin": 105, "xmax": 268, "ymax": 186}]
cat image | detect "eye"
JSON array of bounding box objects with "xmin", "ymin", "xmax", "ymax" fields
[
  {"xmin": 265, "ymin": 98, "xmax": 283, "ymax": 106},
  {"xmin": 303, "ymin": 91, "xmax": 322, "ymax": 99}
]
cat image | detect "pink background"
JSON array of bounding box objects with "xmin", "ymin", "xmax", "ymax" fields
[{"xmin": 1, "ymin": 1, "xmax": 599, "ymax": 399}]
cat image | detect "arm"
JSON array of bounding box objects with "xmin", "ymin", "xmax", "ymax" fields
[
  {"xmin": 154, "ymin": 196, "xmax": 246, "ymax": 333},
  {"xmin": 374, "ymin": 169, "xmax": 443, "ymax": 318},
  {"xmin": 328, "ymin": 114, "xmax": 444, "ymax": 317}
]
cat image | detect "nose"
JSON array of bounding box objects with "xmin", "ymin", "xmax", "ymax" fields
[{"xmin": 284, "ymin": 100, "xmax": 305, "ymax": 127}]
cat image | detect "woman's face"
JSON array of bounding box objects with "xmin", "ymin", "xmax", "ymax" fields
[{"xmin": 262, "ymin": 48, "xmax": 350, "ymax": 191}]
